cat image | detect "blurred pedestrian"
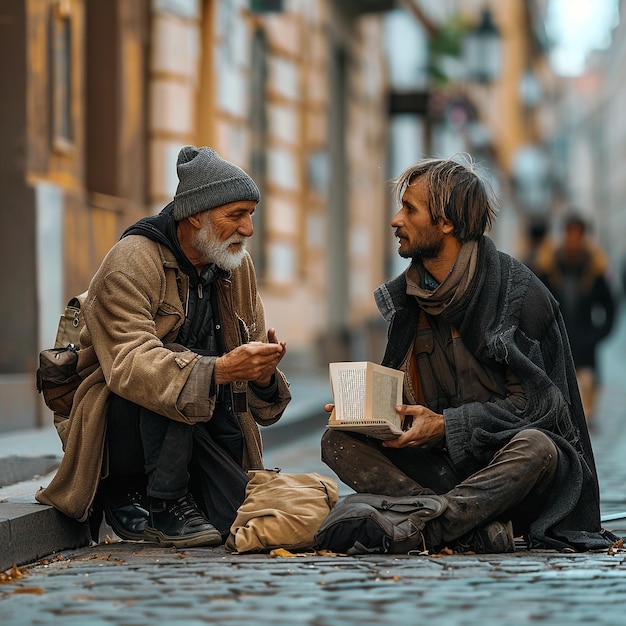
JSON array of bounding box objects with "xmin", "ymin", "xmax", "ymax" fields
[
  {"xmin": 37, "ymin": 146, "xmax": 291, "ymax": 548},
  {"xmin": 321, "ymin": 155, "xmax": 616, "ymax": 554},
  {"xmin": 539, "ymin": 213, "xmax": 615, "ymax": 423},
  {"xmin": 522, "ymin": 217, "xmax": 552, "ymax": 277}
]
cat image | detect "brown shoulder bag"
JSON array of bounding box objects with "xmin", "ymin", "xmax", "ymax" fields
[{"xmin": 36, "ymin": 292, "xmax": 87, "ymax": 420}]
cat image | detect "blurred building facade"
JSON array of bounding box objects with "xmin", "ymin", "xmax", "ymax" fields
[
  {"xmin": 385, "ymin": 0, "xmax": 558, "ymax": 261},
  {"xmin": 546, "ymin": 0, "xmax": 625, "ymax": 290},
  {"xmin": 0, "ymin": 0, "xmax": 557, "ymax": 432}
]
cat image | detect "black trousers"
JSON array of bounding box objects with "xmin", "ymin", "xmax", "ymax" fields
[{"xmin": 106, "ymin": 394, "xmax": 249, "ymax": 536}]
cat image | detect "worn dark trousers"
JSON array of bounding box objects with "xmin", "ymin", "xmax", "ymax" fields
[
  {"xmin": 321, "ymin": 428, "xmax": 558, "ymax": 546},
  {"xmin": 105, "ymin": 393, "xmax": 249, "ymax": 535}
]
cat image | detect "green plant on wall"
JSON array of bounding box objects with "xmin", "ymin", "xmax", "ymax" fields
[{"xmin": 427, "ymin": 14, "xmax": 468, "ymax": 85}]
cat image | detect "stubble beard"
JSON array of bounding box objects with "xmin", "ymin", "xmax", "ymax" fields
[
  {"xmin": 193, "ymin": 225, "xmax": 248, "ymax": 271},
  {"xmin": 398, "ymin": 239, "xmax": 443, "ymax": 261}
]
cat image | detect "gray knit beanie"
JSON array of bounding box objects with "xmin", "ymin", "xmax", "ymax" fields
[{"xmin": 173, "ymin": 146, "xmax": 260, "ymax": 221}]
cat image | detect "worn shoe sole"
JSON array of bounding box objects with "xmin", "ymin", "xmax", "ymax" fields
[{"xmin": 144, "ymin": 525, "xmax": 222, "ymax": 548}]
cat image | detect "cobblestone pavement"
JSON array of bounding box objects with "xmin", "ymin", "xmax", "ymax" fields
[
  {"xmin": 2, "ymin": 543, "xmax": 626, "ymax": 626},
  {"xmin": 2, "ymin": 310, "xmax": 626, "ymax": 625}
]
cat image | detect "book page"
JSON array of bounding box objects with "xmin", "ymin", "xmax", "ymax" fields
[
  {"xmin": 330, "ymin": 362, "xmax": 405, "ymax": 431},
  {"xmin": 371, "ymin": 369, "xmax": 402, "ymax": 427},
  {"xmin": 330, "ymin": 364, "xmax": 367, "ymax": 421},
  {"xmin": 328, "ymin": 362, "xmax": 406, "ymax": 441}
]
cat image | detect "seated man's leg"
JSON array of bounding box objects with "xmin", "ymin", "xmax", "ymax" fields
[
  {"xmin": 140, "ymin": 409, "xmax": 221, "ymax": 548},
  {"xmin": 425, "ymin": 429, "xmax": 558, "ymax": 552},
  {"xmin": 321, "ymin": 429, "xmax": 442, "ymax": 496},
  {"xmin": 322, "ymin": 428, "xmax": 557, "ymax": 554}
]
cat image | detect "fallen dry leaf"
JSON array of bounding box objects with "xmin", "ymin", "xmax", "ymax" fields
[
  {"xmin": 11, "ymin": 587, "xmax": 45, "ymax": 595},
  {"xmin": 0, "ymin": 564, "xmax": 29, "ymax": 584},
  {"xmin": 269, "ymin": 548, "xmax": 317, "ymax": 558},
  {"xmin": 270, "ymin": 548, "xmax": 296, "ymax": 557}
]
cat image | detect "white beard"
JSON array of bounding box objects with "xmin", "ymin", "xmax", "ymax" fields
[{"xmin": 193, "ymin": 226, "xmax": 248, "ymax": 271}]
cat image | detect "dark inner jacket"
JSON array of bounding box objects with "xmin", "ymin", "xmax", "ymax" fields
[
  {"xmin": 120, "ymin": 203, "xmax": 277, "ymax": 464},
  {"xmin": 375, "ymin": 236, "xmax": 615, "ymax": 551}
]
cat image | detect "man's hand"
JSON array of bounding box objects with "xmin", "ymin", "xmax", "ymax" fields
[
  {"xmin": 383, "ymin": 404, "xmax": 445, "ymax": 449},
  {"xmin": 213, "ymin": 328, "xmax": 286, "ymax": 387}
]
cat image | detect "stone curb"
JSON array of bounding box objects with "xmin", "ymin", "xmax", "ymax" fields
[{"xmin": 0, "ymin": 503, "xmax": 91, "ymax": 571}]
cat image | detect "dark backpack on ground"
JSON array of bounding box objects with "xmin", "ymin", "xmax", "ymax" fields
[{"xmin": 314, "ymin": 493, "xmax": 446, "ymax": 555}]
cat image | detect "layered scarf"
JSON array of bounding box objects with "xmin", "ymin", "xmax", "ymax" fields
[{"xmin": 405, "ymin": 240, "xmax": 479, "ymax": 315}]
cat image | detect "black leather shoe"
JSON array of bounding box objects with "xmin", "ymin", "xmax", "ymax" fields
[
  {"xmin": 144, "ymin": 493, "xmax": 222, "ymax": 548},
  {"xmin": 103, "ymin": 489, "xmax": 149, "ymax": 541}
]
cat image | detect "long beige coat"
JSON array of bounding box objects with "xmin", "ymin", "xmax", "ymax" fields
[{"xmin": 36, "ymin": 235, "xmax": 291, "ymax": 522}]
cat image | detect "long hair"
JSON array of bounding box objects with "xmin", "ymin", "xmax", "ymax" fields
[{"xmin": 391, "ymin": 154, "xmax": 498, "ymax": 243}]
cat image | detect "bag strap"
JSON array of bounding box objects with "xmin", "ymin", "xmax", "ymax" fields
[{"xmin": 53, "ymin": 290, "xmax": 88, "ymax": 349}]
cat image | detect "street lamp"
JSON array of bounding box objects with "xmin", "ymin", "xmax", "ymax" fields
[{"xmin": 463, "ymin": 8, "xmax": 502, "ymax": 84}]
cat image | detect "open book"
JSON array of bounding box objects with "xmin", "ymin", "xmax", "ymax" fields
[{"xmin": 327, "ymin": 361, "xmax": 407, "ymax": 441}]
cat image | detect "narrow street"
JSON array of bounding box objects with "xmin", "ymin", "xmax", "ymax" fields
[{"xmin": 1, "ymin": 306, "xmax": 626, "ymax": 626}]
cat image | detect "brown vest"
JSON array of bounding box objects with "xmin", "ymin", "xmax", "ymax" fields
[{"xmin": 408, "ymin": 310, "xmax": 509, "ymax": 412}]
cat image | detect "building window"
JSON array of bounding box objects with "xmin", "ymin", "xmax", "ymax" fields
[{"xmin": 51, "ymin": 1, "xmax": 74, "ymax": 151}]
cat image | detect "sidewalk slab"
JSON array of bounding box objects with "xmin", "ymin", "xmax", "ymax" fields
[
  {"xmin": 0, "ymin": 456, "xmax": 60, "ymax": 488},
  {"xmin": 0, "ymin": 423, "xmax": 62, "ymax": 457}
]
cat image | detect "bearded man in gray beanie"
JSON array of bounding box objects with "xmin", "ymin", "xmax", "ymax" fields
[{"xmin": 37, "ymin": 146, "xmax": 291, "ymax": 548}]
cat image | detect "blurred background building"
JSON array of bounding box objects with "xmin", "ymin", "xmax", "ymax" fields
[
  {"xmin": 0, "ymin": 0, "xmax": 621, "ymax": 432},
  {"xmin": 548, "ymin": 0, "xmax": 624, "ymax": 285}
]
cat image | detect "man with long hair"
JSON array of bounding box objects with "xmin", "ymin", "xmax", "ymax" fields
[{"xmin": 322, "ymin": 155, "xmax": 616, "ymax": 554}]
